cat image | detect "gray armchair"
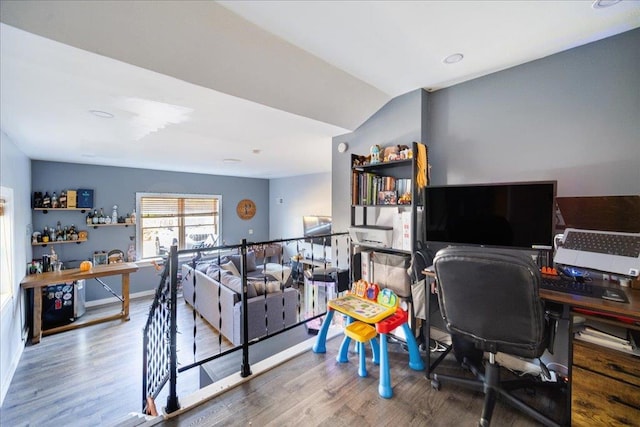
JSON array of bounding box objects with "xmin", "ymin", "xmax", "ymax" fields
[{"xmin": 431, "ymin": 246, "xmax": 565, "ymax": 427}]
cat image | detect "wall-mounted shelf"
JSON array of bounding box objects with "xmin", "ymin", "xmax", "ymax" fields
[
  {"xmin": 91, "ymin": 223, "xmax": 133, "ymax": 229},
  {"xmin": 34, "ymin": 208, "xmax": 90, "ymax": 214},
  {"xmin": 33, "ymin": 239, "xmax": 87, "ymax": 247}
]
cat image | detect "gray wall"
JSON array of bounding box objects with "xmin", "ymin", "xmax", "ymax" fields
[
  {"xmin": 31, "ymin": 161, "xmax": 270, "ymax": 300},
  {"xmin": 332, "ymin": 29, "xmax": 640, "ymax": 235},
  {"xmin": 1, "ymin": 132, "xmax": 31, "ymax": 405},
  {"xmin": 269, "ymin": 172, "xmax": 332, "ymax": 259},
  {"xmin": 427, "ymin": 28, "xmax": 640, "ymax": 196}
]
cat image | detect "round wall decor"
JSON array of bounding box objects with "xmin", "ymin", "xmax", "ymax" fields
[{"xmin": 236, "ymin": 199, "xmax": 256, "ymax": 220}]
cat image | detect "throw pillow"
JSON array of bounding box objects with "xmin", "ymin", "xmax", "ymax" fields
[
  {"xmin": 195, "ymin": 262, "xmax": 210, "ymax": 273},
  {"xmin": 221, "ymin": 274, "xmax": 258, "ymax": 298},
  {"xmin": 229, "ymin": 250, "xmax": 257, "ymax": 273},
  {"xmin": 251, "ymin": 279, "xmax": 282, "ymax": 295},
  {"xmin": 220, "ymin": 260, "xmax": 240, "ymax": 276}
]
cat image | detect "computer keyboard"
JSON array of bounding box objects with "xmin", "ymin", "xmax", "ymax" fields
[
  {"xmin": 554, "ymin": 228, "xmax": 640, "ymax": 277},
  {"xmin": 539, "ymin": 276, "xmax": 629, "ymax": 303}
]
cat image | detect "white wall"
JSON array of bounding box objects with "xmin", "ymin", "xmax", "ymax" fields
[{"xmin": 0, "ymin": 132, "xmax": 31, "ymax": 406}]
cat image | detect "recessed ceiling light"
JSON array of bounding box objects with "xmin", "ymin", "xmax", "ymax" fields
[
  {"xmin": 443, "ymin": 53, "xmax": 464, "ymax": 64},
  {"xmin": 223, "ymin": 158, "xmax": 241, "ymax": 164},
  {"xmin": 89, "ymin": 110, "xmax": 114, "ymax": 118},
  {"xmin": 592, "ymin": 0, "xmax": 621, "ymax": 8},
  {"xmin": 252, "ymin": 149, "xmax": 261, "ymax": 154}
]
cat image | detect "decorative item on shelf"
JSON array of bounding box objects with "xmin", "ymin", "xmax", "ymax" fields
[
  {"xmin": 383, "ymin": 145, "xmax": 400, "ymax": 162},
  {"xmin": 93, "ymin": 251, "xmax": 107, "ymax": 266},
  {"xmin": 118, "ymin": 216, "xmax": 125, "ymax": 224},
  {"xmin": 398, "ymin": 144, "xmax": 412, "ymax": 159},
  {"xmin": 130, "ymin": 209, "xmax": 136, "ymax": 224},
  {"xmin": 378, "ymin": 191, "xmax": 397, "ymax": 205},
  {"xmin": 112, "ymin": 205, "xmax": 118, "ymax": 223},
  {"xmin": 77, "ymin": 189, "xmax": 94, "ymax": 209},
  {"xmin": 125, "ymin": 213, "xmax": 132, "ymax": 224},
  {"xmin": 78, "ymin": 230, "xmax": 88, "ymax": 240},
  {"xmin": 51, "ymin": 192, "xmax": 59, "ymax": 208},
  {"xmin": 370, "ymin": 144, "xmax": 381, "ymax": 164},
  {"xmin": 67, "ymin": 190, "xmax": 77, "ymax": 208}
]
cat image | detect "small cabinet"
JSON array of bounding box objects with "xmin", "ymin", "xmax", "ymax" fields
[{"xmin": 571, "ymin": 335, "xmax": 640, "ymax": 426}]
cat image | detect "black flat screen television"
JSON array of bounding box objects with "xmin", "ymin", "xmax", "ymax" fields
[
  {"xmin": 424, "ymin": 181, "xmax": 556, "ymax": 249},
  {"xmin": 303, "ymin": 215, "xmax": 332, "ymax": 246}
]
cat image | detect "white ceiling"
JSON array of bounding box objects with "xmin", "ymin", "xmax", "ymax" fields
[{"xmin": 1, "ymin": 0, "xmax": 639, "ymax": 179}]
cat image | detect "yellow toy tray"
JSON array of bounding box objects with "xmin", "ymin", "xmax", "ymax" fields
[{"xmin": 328, "ymin": 294, "xmax": 396, "ymax": 323}]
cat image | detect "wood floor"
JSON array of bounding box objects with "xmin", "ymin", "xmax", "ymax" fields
[{"xmin": 1, "ymin": 296, "xmax": 566, "ymax": 426}]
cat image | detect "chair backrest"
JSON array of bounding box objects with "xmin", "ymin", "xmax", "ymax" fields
[{"xmin": 433, "ymin": 246, "xmax": 548, "ymax": 358}]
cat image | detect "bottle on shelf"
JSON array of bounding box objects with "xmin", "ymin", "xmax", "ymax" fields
[
  {"xmin": 130, "ymin": 209, "xmax": 136, "ymax": 224},
  {"xmin": 98, "ymin": 208, "xmax": 105, "ymax": 224},
  {"xmin": 42, "ymin": 192, "xmax": 51, "ymax": 208},
  {"xmin": 86, "ymin": 210, "xmax": 93, "ymax": 225},
  {"xmin": 92, "ymin": 209, "xmax": 99, "ymax": 224},
  {"xmin": 59, "ymin": 191, "xmax": 67, "ymax": 208},
  {"xmin": 51, "ymin": 192, "xmax": 59, "ymax": 208}
]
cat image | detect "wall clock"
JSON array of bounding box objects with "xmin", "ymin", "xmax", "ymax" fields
[{"xmin": 236, "ymin": 199, "xmax": 256, "ymax": 220}]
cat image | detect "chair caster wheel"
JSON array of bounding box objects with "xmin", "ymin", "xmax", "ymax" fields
[{"xmin": 431, "ymin": 379, "xmax": 441, "ymax": 390}]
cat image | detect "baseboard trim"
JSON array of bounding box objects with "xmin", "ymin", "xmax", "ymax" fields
[{"xmin": 85, "ymin": 290, "xmax": 155, "ymax": 308}]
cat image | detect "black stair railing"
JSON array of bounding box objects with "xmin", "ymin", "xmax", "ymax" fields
[{"xmin": 142, "ymin": 234, "xmax": 349, "ymax": 414}]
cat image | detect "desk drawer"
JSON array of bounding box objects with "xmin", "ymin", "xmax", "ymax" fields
[
  {"xmin": 571, "ymin": 365, "xmax": 640, "ymax": 426},
  {"xmin": 572, "ymin": 340, "xmax": 640, "ymax": 426},
  {"xmin": 573, "ymin": 340, "xmax": 640, "ymax": 386}
]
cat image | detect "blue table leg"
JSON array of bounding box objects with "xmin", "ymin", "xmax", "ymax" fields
[
  {"xmin": 370, "ymin": 336, "xmax": 380, "ymax": 365},
  {"xmin": 357, "ymin": 342, "xmax": 368, "ymax": 377},
  {"xmin": 337, "ymin": 335, "xmax": 352, "ymax": 363},
  {"xmin": 378, "ymin": 333, "xmax": 393, "ymax": 399},
  {"xmin": 402, "ymin": 323, "xmax": 425, "ymax": 371},
  {"xmin": 312, "ymin": 309, "xmax": 334, "ymax": 353}
]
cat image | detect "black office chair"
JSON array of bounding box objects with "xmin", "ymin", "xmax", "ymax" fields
[{"xmin": 431, "ymin": 246, "xmax": 564, "ymax": 427}]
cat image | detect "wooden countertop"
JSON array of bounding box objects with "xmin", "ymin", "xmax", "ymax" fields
[{"xmin": 21, "ymin": 262, "xmax": 139, "ymax": 289}]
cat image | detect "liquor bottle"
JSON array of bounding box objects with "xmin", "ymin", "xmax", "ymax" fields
[
  {"xmin": 92, "ymin": 209, "xmax": 99, "ymax": 224},
  {"xmin": 59, "ymin": 191, "xmax": 67, "ymax": 208},
  {"xmin": 43, "ymin": 192, "xmax": 51, "ymax": 208},
  {"xmin": 86, "ymin": 211, "xmax": 93, "ymax": 225},
  {"xmin": 99, "ymin": 208, "xmax": 105, "ymax": 224},
  {"xmin": 51, "ymin": 192, "xmax": 59, "ymax": 208}
]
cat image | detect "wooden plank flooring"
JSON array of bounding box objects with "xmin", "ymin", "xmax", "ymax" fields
[{"xmin": 1, "ymin": 295, "xmax": 566, "ymax": 426}]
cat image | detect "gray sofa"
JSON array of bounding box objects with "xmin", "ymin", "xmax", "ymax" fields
[{"xmin": 181, "ymin": 253, "xmax": 299, "ymax": 346}]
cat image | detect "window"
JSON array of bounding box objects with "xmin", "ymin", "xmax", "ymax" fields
[
  {"xmin": 136, "ymin": 193, "xmax": 221, "ymax": 259},
  {"xmin": 1, "ymin": 186, "xmax": 14, "ymax": 310}
]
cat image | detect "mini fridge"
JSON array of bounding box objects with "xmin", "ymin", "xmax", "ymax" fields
[{"xmin": 41, "ymin": 280, "xmax": 86, "ymax": 329}]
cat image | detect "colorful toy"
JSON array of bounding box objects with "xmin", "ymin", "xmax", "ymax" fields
[
  {"xmin": 377, "ymin": 288, "xmax": 398, "ymax": 308},
  {"xmin": 366, "ymin": 282, "xmax": 380, "ymax": 300},
  {"xmin": 370, "ymin": 144, "xmax": 381, "ymax": 164}
]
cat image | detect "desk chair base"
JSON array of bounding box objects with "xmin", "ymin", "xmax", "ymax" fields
[{"xmin": 431, "ymin": 355, "xmax": 563, "ymax": 427}]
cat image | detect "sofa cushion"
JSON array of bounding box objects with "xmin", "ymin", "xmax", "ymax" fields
[
  {"xmin": 221, "ymin": 273, "xmax": 258, "ymax": 298},
  {"xmin": 220, "ymin": 260, "xmax": 240, "ymax": 276},
  {"xmin": 250, "ymin": 279, "xmax": 282, "ymax": 295},
  {"xmin": 195, "ymin": 262, "xmax": 211, "ymax": 273},
  {"xmin": 229, "ymin": 250, "xmax": 257, "ymax": 273}
]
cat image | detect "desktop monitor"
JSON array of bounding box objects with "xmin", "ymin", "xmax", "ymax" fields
[{"xmin": 424, "ymin": 181, "xmax": 556, "ymax": 249}]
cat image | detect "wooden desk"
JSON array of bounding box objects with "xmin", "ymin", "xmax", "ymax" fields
[
  {"xmin": 21, "ymin": 262, "xmax": 139, "ymax": 344},
  {"xmin": 540, "ymin": 283, "xmax": 640, "ymax": 426}
]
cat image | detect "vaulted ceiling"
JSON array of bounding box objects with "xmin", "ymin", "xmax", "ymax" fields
[{"xmin": 1, "ymin": 1, "xmax": 639, "ymax": 178}]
